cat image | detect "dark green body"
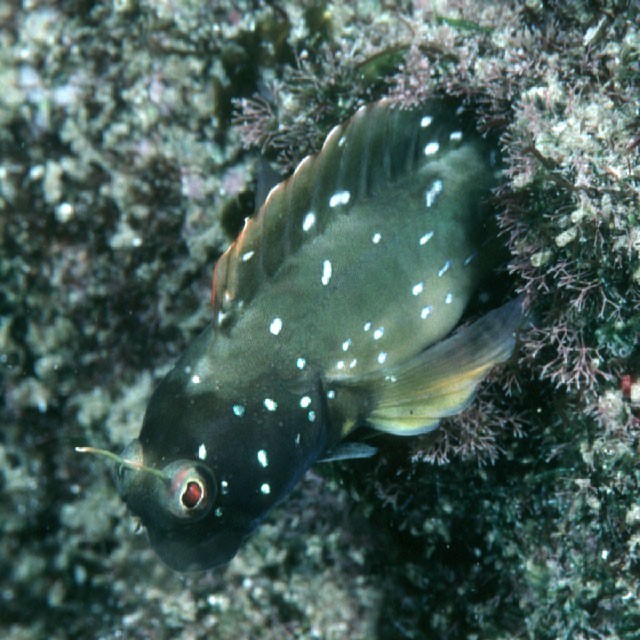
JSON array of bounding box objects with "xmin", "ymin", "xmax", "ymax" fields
[{"xmin": 116, "ymin": 100, "xmax": 513, "ymax": 571}]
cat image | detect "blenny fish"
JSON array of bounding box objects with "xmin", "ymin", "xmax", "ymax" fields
[{"xmin": 79, "ymin": 99, "xmax": 523, "ymax": 571}]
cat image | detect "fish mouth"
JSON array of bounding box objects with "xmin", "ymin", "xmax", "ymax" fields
[{"xmin": 146, "ymin": 523, "xmax": 244, "ymax": 572}]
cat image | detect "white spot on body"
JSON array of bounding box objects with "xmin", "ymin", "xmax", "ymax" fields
[
  {"xmin": 349, "ymin": 359, "xmax": 358, "ymax": 369},
  {"xmin": 191, "ymin": 374, "xmax": 201, "ymax": 385},
  {"xmin": 307, "ymin": 411, "xmax": 316, "ymax": 422},
  {"xmin": 232, "ymin": 404, "xmax": 245, "ymax": 417},
  {"xmin": 363, "ymin": 322, "xmax": 372, "ymax": 332},
  {"xmin": 372, "ymin": 232, "xmax": 382, "ymax": 244},
  {"xmin": 419, "ymin": 231, "xmax": 434, "ymax": 245},
  {"xmin": 264, "ymin": 398, "xmax": 278, "ymax": 412},
  {"xmin": 420, "ymin": 305, "xmax": 433, "ymax": 319},
  {"xmin": 269, "ymin": 317, "xmax": 283, "ymax": 335},
  {"xmin": 342, "ymin": 339, "xmax": 351, "ymax": 351},
  {"xmin": 321, "ymin": 260, "xmax": 332, "ymax": 286},
  {"xmin": 221, "ymin": 480, "xmax": 229, "ymax": 495},
  {"xmin": 438, "ymin": 260, "xmax": 452, "ymax": 277},
  {"xmin": 296, "ymin": 357, "xmax": 307, "ymax": 370},
  {"xmin": 377, "ymin": 352, "xmax": 388, "ymax": 364},
  {"xmin": 260, "ymin": 483, "xmax": 271, "ymax": 495},
  {"xmin": 424, "ymin": 141, "xmax": 440, "ymax": 156},
  {"xmin": 257, "ymin": 449, "xmax": 269, "ymax": 468},
  {"xmin": 463, "ymin": 252, "xmax": 477, "ymax": 267},
  {"xmin": 449, "ymin": 130, "xmax": 463, "ymax": 141},
  {"xmin": 302, "ymin": 211, "xmax": 316, "ymax": 232},
  {"xmin": 300, "ymin": 396, "xmax": 312, "ymax": 408},
  {"xmin": 425, "ymin": 179, "xmax": 443, "ymax": 208},
  {"xmin": 327, "ymin": 390, "xmax": 336, "ymax": 400},
  {"xmin": 373, "ymin": 327, "xmax": 384, "ymax": 340},
  {"xmin": 420, "ymin": 115, "xmax": 433, "ymax": 128},
  {"xmin": 198, "ymin": 443, "xmax": 207, "ymax": 460},
  {"xmin": 329, "ymin": 190, "xmax": 351, "ymax": 208},
  {"xmin": 295, "ymin": 433, "xmax": 301, "ymax": 445},
  {"xmin": 445, "ymin": 292, "xmax": 454, "ymax": 304},
  {"xmin": 412, "ymin": 282, "xmax": 424, "ymax": 296},
  {"xmin": 337, "ymin": 360, "xmax": 345, "ymax": 370},
  {"xmin": 241, "ymin": 250, "xmax": 255, "ymax": 262},
  {"xmin": 338, "ymin": 135, "xmax": 347, "ymax": 147},
  {"xmin": 215, "ymin": 507, "xmax": 223, "ymax": 517}
]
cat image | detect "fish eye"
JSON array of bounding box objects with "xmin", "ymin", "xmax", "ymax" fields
[
  {"xmin": 181, "ymin": 479, "xmax": 204, "ymax": 510},
  {"xmin": 162, "ymin": 461, "xmax": 216, "ymax": 520}
]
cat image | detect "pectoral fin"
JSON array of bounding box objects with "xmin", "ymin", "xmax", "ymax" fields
[
  {"xmin": 318, "ymin": 441, "xmax": 378, "ymax": 463},
  {"xmin": 355, "ymin": 298, "xmax": 524, "ymax": 435}
]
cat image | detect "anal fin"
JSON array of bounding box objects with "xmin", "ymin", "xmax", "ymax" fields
[{"xmin": 360, "ymin": 298, "xmax": 524, "ymax": 436}]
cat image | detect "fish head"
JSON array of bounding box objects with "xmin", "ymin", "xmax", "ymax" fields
[
  {"xmin": 115, "ymin": 325, "xmax": 324, "ymax": 571},
  {"xmin": 115, "ymin": 437, "xmax": 242, "ymax": 571}
]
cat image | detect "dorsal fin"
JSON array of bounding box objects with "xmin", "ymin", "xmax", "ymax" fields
[{"xmin": 211, "ymin": 99, "xmax": 479, "ymax": 330}]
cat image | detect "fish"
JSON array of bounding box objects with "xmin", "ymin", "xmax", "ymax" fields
[{"xmin": 79, "ymin": 99, "xmax": 523, "ymax": 571}]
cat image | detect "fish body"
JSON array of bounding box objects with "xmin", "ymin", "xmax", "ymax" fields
[{"xmin": 116, "ymin": 100, "xmax": 521, "ymax": 571}]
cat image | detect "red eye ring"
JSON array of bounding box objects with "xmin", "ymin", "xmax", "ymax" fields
[{"xmin": 160, "ymin": 460, "xmax": 216, "ymax": 520}]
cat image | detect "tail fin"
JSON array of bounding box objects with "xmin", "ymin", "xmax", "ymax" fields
[{"xmin": 360, "ymin": 298, "xmax": 524, "ymax": 435}]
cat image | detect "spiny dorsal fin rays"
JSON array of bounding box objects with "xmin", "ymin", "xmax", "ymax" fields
[
  {"xmin": 355, "ymin": 297, "xmax": 524, "ymax": 436},
  {"xmin": 211, "ymin": 99, "xmax": 475, "ymax": 330}
]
